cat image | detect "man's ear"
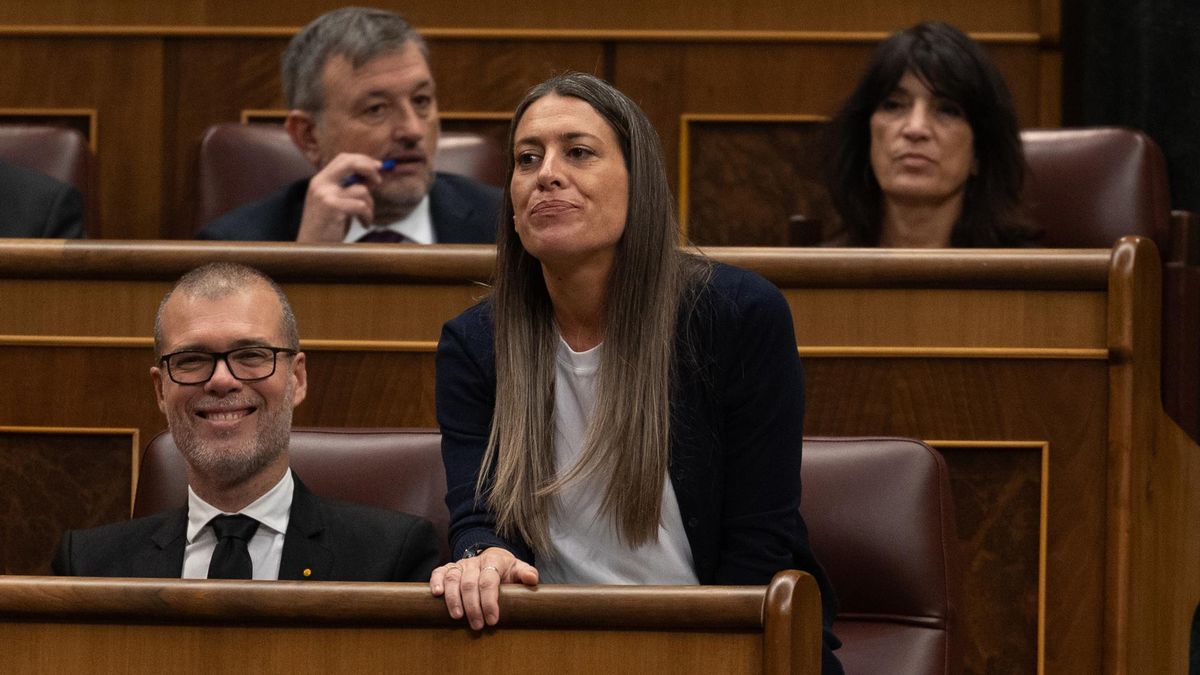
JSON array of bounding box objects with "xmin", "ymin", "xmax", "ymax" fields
[
  {"xmin": 150, "ymin": 366, "xmax": 168, "ymax": 415},
  {"xmin": 285, "ymin": 110, "xmax": 323, "ymax": 167},
  {"xmin": 290, "ymin": 352, "xmax": 308, "ymax": 409}
]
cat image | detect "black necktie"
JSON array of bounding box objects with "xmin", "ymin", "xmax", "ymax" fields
[
  {"xmin": 207, "ymin": 514, "xmax": 260, "ymax": 579},
  {"xmin": 356, "ymin": 229, "xmax": 414, "ymax": 243}
]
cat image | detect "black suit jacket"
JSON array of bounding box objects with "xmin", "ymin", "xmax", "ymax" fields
[
  {"xmin": 0, "ymin": 160, "xmax": 84, "ymax": 238},
  {"xmin": 196, "ymin": 172, "xmax": 500, "ymax": 243},
  {"xmin": 51, "ymin": 475, "xmax": 439, "ymax": 582}
]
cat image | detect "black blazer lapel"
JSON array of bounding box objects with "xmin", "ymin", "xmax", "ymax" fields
[
  {"xmin": 278, "ymin": 475, "xmax": 334, "ymax": 581},
  {"xmin": 429, "ymin": 175, "xmax": 471, "ymax": 243},
  {"xmin": 137, "ymin": 509, "xmax": 188, "ymax": 578}
]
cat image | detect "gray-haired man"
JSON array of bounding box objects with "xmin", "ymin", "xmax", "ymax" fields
[{"xmin": 199, "ymin": 7, "xmax": 500, "ymax": 244}]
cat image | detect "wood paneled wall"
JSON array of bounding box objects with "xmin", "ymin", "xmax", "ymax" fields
[
  {"xmin": 0, "ymin": 1, "xmax": 1057, "ymax": 31},
  {"xmin": 0, "ymin": 0, "xmax": 1060, "ymax": 239}
]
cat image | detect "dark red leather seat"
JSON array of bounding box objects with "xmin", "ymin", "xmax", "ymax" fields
[
  {"xmin": 134, "ymin": 427, "xmax": 449, "ymax": 563},
  {"xmin": 0, "ymin": 124, "xmax": 96, "ymax": 236},
  {"xmin": 804, "ymin": 437, "xmax": 963, "ymax": 675},
  {"xmin": 1022, "ymin": 127, "xmax": 1170, "ymax": 248}
]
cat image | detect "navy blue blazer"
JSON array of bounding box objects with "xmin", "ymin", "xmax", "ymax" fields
[
  {"xmin": 0, "ymin": 160, "xmax": 84, "ymax": 238},
  {"xmin": 436, "ymin": 262, "xmax": 843, "ymax": 673},
  {"xmin": 52, "ymin": 474, "xmax": 439, "ymax": 582},
  {"xmin": 196, "ymin": 172, "xmax": 500, "ymax": 243}
]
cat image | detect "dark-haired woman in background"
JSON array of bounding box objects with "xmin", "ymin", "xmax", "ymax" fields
[
  {"xmin": 429, "ymin": 72, "xmax": 842, "ymax": 673},
  {"xmin": 826, "ymin": 21, "xmax": 1034, "ymax": 247}
]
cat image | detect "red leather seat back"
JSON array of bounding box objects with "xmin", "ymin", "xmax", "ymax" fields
[
  {"xmin": 803, "ymin": 437, "xmax": 963, "ymax": 675},
  {"xmin": 1022, "ymin": 127, "xmax": 1170, "ymax": 248},
  {"xmin": 0, "ymin": 124, "xmax": 96, "ymax": 236},
  {"xmin": 134, "ymin": 427, "xmax": 449, "ymax": 563}
]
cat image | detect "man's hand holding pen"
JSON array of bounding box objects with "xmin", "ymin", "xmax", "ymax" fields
[{"xmin": 295, "ymin": 153, "xmax": 397, "ymax": 243}]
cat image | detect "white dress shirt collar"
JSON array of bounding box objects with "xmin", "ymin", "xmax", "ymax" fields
[
  {"xmin": 344, "ymin": 194, "xmax": 435, "ymax": 243},
  {"xmin": 186, "ymin": 470, "xmax": 294, "ymax": 544}
]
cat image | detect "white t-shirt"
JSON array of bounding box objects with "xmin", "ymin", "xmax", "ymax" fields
[{"xmin": 537, "ymin": 336, "xmax": 699, "ymax": 585}]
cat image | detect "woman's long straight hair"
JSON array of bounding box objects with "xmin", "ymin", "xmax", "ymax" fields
[{"xmin": 480, "ymin": 72, "xmax": 709, "ymax": 556}]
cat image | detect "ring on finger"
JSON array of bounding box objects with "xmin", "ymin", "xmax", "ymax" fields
[{"xmin": 482, "ymin": 565, "xmax": 499, "ymax": 574}]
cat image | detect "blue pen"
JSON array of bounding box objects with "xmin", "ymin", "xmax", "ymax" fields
[{"xmin": 339, "ymin": 158, "xmax": 398, "ymax": 188}]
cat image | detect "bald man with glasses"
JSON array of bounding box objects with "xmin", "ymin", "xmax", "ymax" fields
[{"xmin": 53, "ymin": 262, "xmax": 438, "ymax": 581}]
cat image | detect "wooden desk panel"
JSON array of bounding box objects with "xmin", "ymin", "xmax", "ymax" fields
[
  {"xmin": 808, "ymin": 357, "xmax": 1107, "ymax": 673},
  {"xmin": 786, "ymin": 288, "xmax": 1107, "ymax": 350},
  {"xmin": 7, "ymin": 624, "xmax": 762, "ymax": 673},
  {"xmin": 0, "ymin": 429, "xmax": 137, "ymax": 574}
]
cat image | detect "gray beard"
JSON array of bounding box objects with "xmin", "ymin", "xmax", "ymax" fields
[
  {"xmin": 372, "ymin": 191, "xmax": 423, "ymax": 223},
  {"xmin": 170, "ymin": 388, "xmax": 293, "ymax": 490},
  {"xmin": 370, "ymin": 173, "xmax": 432, "ymax": 223}
]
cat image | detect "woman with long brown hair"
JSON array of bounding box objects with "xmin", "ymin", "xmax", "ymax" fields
[{"xmin": 430, "ymin": 72, "xmax": 842, "ymax": 673}]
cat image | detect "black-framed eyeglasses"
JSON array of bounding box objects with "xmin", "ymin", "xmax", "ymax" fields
[{"xmin": 159, "ymin": 346, "xmax": 298, "ymax": 385}]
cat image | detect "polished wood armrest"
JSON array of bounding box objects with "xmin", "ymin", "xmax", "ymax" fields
[{"xmin": 0, "ymin": 571, "xmax": 822, "ymax": 674}]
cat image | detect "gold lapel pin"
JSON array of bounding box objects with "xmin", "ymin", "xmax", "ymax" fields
[{"xmin": 303, "ymin": 568, "xmax": 312, "ymax": 577}]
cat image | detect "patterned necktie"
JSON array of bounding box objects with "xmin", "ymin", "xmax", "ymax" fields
[
  {"xmin": 207, "ymin": 514, "xmax": 260, "ymax": 579},
  {"xmin": 356, "ymin": 229, "xmax": 415, "ymax": 243}
]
